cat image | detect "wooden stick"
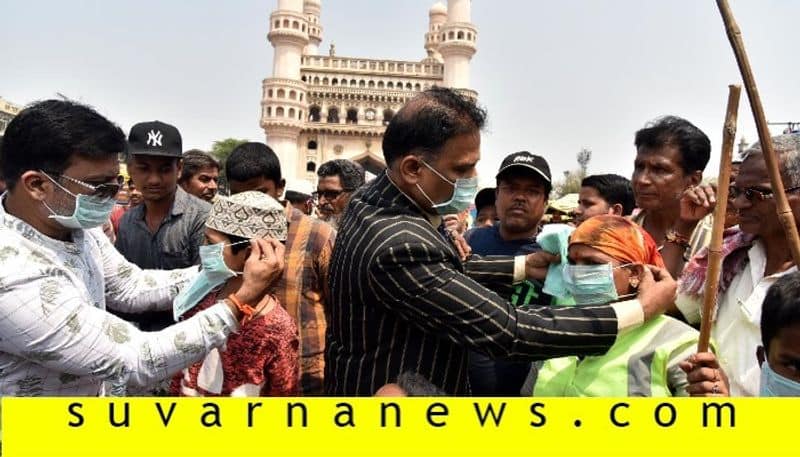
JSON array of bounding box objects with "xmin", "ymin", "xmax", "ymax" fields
[
  {"xmin": 716, "ymin": 0, "xmax": 800, "ymax": 266},
  {"xmin": 698, "ymin": 85, "xmax": 741, "ymax": 353}
]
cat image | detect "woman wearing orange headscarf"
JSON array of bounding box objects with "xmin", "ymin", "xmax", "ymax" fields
[{"xmin": 523, "ymin": 215, "xmax": 701, "ymax": 397}]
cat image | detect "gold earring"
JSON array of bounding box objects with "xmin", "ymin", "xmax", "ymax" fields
[{"xmin": 630, "ymin": 278, "xmax": 640, "ymax": 289}]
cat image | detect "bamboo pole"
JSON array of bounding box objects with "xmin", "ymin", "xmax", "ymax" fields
[
  {"xmin": 716, "ymin": 0, "xmax": 800, "ymax": 266},
  {"xmin": 698, "ymin": 85, "xmax": 740, "ymax": 353}
]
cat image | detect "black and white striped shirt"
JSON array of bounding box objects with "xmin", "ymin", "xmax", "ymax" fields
[{"xmin": 324, "ymin": 173, "xmax": 620, "ymax": 395}]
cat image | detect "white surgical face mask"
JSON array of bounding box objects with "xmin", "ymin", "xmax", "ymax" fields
[
  {"xmin": 416, "ymin": 160, "xmax": 478, "ymax": 215},
  {"xmin": 760, "ymin": 361, "xmax": 800, "ymax": 397},
  {"xmin": 562, "ymin": 263, "xmax": 636, "ymax": 305},
  {"xmin": 41, "ymin": 172, "xmax": 116, "ymax": 229},
  {"xmin": 173, "ymin": 240, "xmax": 248, "ymax": 320}
]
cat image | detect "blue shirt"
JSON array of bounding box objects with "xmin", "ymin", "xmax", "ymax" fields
[{"xmin": 467, "ymin": 225, "xmax": 551, "ymax": 306}]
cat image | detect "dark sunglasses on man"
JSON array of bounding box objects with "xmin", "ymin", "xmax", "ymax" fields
[
  {"xmin": 312, "ymin": 189, "xmax": 350, "ymax": 201},
  {"xmin": 41, "ymin": 171, "xmax": 122, "ymax": 200}
]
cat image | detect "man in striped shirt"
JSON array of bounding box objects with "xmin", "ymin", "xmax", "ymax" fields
[{"xmin": 325, "ymin": 87, "xmax": 679, "ymax": 395}]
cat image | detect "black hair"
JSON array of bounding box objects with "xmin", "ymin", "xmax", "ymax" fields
[
  {"xmin": 581, "ymin": 174, "xmax": 636, "ymax": 216},
  {"xmin": 634, "ymin": 115, "xmax": 711, "ymax": 174},
  {"xmin": 180, "ymin": 149, "xmax": 219, "ymax": 184},
  {"xmin": 317, "ymin": 159, "xmax": 365, "ymax": 191},
  {"xmin": 227, "ymin": 234, "xmax": 249, "ymax": 255},
  {"xmin": 474, "ymin": 187, "xmax": 496, "ymax": 211},
  {"xmin": 382, "ymin": 86, "xmax": 487, "ymax": 165},
  {"xmin": 761, "ymin": 272, "xmax": 800, "ymax": 352},
  {"xmin": 1, "ymin": 99, "xmax": 126, "ymax": 189},
  {"xmin": 225, "ymin": 142, "xmax": 281, "ymax": 184},
  {"xmin": 396, "ymin": 372, "xmax": 446, "ymax": 396},
  {"xmin": 285, "ymin": 190, "xmax": 311, "ymax": 205}
]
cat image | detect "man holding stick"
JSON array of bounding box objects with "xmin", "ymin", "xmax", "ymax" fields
[{"xmin": 676, "ymin": 134, "xmax": 800, "ymax": 395}]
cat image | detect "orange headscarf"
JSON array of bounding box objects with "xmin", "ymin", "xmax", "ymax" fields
[{"xmin": 569, "ymin": 215, "xmax": 665, "ymax": 268}]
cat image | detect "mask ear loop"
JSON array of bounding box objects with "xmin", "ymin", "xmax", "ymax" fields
[
  {"xmin": 615, "ymin": 262, "xmax": 643, "ymax": 298},
  {"xmin": 220, "ymin": 239, "xmax": 253, "ymax": 275}
]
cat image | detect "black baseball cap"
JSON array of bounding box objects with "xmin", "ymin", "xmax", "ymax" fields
[
  {"xmin": 496, "ymin": 151, "xmax": 552, "ymax": 185},
  {"xmin": 127, "ymin": 121, "xmax": 182, "ymax": 158}
]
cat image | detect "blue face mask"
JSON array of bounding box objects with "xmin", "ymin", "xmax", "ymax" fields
[
  {"xmin": 562, "ymin": 263, "xmax": 625, "ymax": 305},
  {"xmin": 173, "ymin": 241, "xmax": 246, "ymax": 320},
  {"xmin": 760, "ymin": 362, "xmax": 800, "ymax": 397},
  {"xmin": 42, "ymin": 173, "xmax": 116, "ymax": 230},
  {"xmin": 417, "ymin": 160, "xmax": 478, "ymax": 215}
]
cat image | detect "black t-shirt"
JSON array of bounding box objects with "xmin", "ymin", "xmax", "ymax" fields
[{"xmin": 467, "ymin": 225, "xmax": 551, "ymax": 307}]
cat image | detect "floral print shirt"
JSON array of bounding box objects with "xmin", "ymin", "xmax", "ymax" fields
[{"xmin": 0, "ymin": 196, "xmax": 239, "ymax": 396}]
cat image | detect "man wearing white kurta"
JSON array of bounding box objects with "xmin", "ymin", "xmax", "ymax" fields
[
  {"xmin": 0, "ymin": 100, "xmax": 283, "ymax": 396},
  {"xmin": 676, "ymin": 134, "xmax": 800, "ymax": 396}
]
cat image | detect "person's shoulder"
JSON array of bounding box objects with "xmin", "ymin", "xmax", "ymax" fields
[
  {"xmin": 118, "ymin": 204, "xmax": 142, "ymax": 225},
  {"xmin": 468, "ymin": 225, "xmax": 496, "ymax": 241},
  {"xmin": 183, "ymin": 191, "xmax": 212, "ymax": 213},
  {"xmin": 261, "ymin": 301, "xmax": 299, "ymax": 336}
]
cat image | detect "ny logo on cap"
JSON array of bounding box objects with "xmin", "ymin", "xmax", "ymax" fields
[{"xmin": 146, "ymin": 130, "xmax": 163, "ymax": 147}]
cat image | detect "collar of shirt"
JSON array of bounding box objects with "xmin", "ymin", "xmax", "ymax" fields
[
  {"xmin": 0, "ymin": 193, "xmax": 84, "ymax": 255},
  {"xmin": 739, "ymin": 239, "xmax": 798, "ymax": 325}
]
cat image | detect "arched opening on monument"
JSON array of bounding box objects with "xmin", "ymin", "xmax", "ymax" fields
[
  {"xmin": 309, "ymin": 105, "xmax": 321, "ymax": 122},
  {"xmin": 352, "ymin": 153, "xmax": 386, "ymax": 177},
  {"xmin": 368, "ymin": 80, "xmax": 375, "ymax": 88},
  {"xmin": 306, "ymin": 161, "xmax": 316, "ymax": 173},
  {"xmin": 307, "ymin": 140, "xmax": 318, "ymax": 150},
  {"xmin": 327, "ymin": 107, "xmax": 339, "ymax": 123},
  {"xmin": 382, "ymin": 109, "xmax": 394, "ymax": 125},
  {"xmin": 346, "ymin": 108, "xmax": 358, "ymax": 124}
]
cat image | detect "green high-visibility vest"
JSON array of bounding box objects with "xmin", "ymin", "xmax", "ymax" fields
[{"xmin": 534, "ymin": 316, "xmax": 700, "ymax": 397}]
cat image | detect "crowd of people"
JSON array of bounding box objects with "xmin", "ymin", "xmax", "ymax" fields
[{"xmin": 0, "ymin": 86, "xmax": 798, "ymax": 398}]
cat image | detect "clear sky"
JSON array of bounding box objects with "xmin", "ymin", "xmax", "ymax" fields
[{"xmin": 2, "ymin": 0, "xmax": 798, "ymax": 188}]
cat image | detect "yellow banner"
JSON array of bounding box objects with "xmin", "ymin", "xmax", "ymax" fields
[{"xmin": 1, "ymin": 398, "xmax": 796, "ymax": 456}]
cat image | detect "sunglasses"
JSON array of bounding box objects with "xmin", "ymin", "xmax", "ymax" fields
[
  {"xmin": 44, "ymin": 172, "xmax": 122, "ymax": 200},
  {"xmin": 312, "ymin": 189, "xmax": 350, "ymax": 201},
  {"xmin": 729, "ymin": 185, "xmax": 800, "ymax": 202}
]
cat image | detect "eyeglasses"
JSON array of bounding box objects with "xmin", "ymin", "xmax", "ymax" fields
[
  {"xmin": 43, "ymin": 171, "xmax": 122, "ymax": 200},
  {"xmin": 729, "ymin": 185, "xmax": 800, "ymax": 202},
  {"xmin": 312, "ymin": 189, "xmax": 350, "ymax": 201}
]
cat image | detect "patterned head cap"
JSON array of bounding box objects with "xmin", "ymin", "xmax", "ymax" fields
[{"xmin": 205, "ymin": 191, "xmax": 288, "ymax": 241}]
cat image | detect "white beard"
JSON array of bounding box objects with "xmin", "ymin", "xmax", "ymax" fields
[{"xmin": 320, "ymin": 213, "xmax": 341, "ymax": 230}]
